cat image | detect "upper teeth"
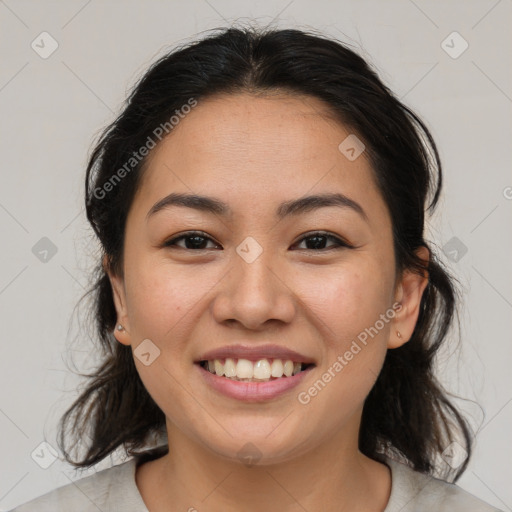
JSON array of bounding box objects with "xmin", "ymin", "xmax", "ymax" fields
[{"xmin": 205, "ymin": 358, "xmax": 304, "ymax": 380}]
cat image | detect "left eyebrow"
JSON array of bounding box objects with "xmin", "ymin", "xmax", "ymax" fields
[{"xmin": 146, "ymin": 192, "xmax": 369, "ymax": 223}]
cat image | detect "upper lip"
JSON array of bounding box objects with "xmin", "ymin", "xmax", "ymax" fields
[{"xmin": 195, "ymin": 344, "xmax": 316, "ymax": 364}]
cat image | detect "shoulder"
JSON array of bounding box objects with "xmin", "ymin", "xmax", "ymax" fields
[
  {"xmin": 384, "ymin": 458, "xmax": 504, "ymax": 512},
  {"xmin": 8, "ymin": 458, "xmax": 148, "ymax": 512}
]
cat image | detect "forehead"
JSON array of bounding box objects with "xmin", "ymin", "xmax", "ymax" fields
[
  {"xmin": 156, "ymin": 92, "xmax": 350, "ymax": 165},
  {"xmin": 133, "ymin": 92, "xmax": 390, "ymax": 228}
]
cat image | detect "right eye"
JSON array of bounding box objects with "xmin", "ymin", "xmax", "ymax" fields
[{"xmin": 163, "ymin": 231, "xmax": 220, "ymax": 250}]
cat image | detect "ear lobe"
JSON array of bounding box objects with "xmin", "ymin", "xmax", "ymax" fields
[
  {"xmin": 388, "ymin": 246, "xmax": 430, "ymax": 349},
  {"xmin": 103, "ymin": 254, "xmax": 131, "ymax": 346}
]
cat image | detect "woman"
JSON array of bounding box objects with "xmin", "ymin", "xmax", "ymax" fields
[{"xmin": 11, "ymin": 25, "xmax": 503, "ymax": 511}]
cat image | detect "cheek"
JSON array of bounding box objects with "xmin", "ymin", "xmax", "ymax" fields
[
  {"xmin": 298, "ymin": 261, "xmax": 392, "ymax": 349},
  {"xmin": 293, "ymin": 260, "xmax": 392, "ymax": 409},
  {"xmin": 124, "ymin": 260, "xmax": 207, "ymax": 339},
  {"xmin": 295, "ymin": 282, "xmax": 390, "ymax": 434},
  {"xmin": 122, "ymin": 263, "xmax": 208, "ymax": 425}
]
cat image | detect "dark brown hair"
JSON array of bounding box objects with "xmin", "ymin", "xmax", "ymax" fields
[{"xmin": 58, "ymin": 24, "xmax": 472, "ymax": 482}]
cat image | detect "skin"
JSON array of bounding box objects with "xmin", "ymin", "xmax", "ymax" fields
[{"xmin": 106, "ymin": 92, "xmax": 429, "ymax": 512}]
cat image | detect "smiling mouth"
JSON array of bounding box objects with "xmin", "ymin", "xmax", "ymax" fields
[{"xmin": 198, "ymin": 358, "xmax": 315, "ymax": 382}]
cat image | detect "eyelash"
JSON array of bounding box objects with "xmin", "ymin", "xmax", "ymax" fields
[{"xmin": 163, "ymin": 230, "xmax": 352, "ymax": 252}]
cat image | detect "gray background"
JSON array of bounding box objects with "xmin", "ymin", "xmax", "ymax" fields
[{"xmin": 0, "ymin": 0, "xmax": 511, "ymax": 510}]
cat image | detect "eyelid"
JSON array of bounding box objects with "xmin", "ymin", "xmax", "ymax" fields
[
  {"xmin": 163, "ymin": 230, "xmax": 353, "ymax": 251},
  {"xmin": 292, "ymin": 230, "xmax": 352, "ymax": 250},
  {"xmin": 163, "ymin": 230, "xmax": 220, "ymax": 249}
]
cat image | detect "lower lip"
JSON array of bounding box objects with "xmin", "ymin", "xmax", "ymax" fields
[{"xmin": 195, "ymin": 363, "xmax": 314, "ymax": 402}]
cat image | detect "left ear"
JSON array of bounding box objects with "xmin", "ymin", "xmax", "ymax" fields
[{"xmin": 388, "ymin": 246, "xmax": 430, "ymax": 349}]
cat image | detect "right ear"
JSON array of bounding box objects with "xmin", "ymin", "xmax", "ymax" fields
[{"xmin": 103, "ymin": 254, "xmax": 131, "ymax": 346}]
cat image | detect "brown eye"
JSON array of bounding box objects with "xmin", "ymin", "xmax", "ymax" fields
[
  {"xmin": 163, "ymin": 230, "xmax": 352, "ymax": 252},
  {"xmin": 293, "ymin": 231, "xmax": 352, "ymax": 251},
  {"xmin": 164, "ymin": 231, "xmax": 219, "ymax": 250}
]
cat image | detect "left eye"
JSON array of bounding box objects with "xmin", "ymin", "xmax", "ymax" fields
[
  {"xmin": 293, "ymin": 232, "xmax": 350, "ymax": 251},
  {"xmin": 163, "ymin": 231, "xmax": 351, "ymax": 251}
]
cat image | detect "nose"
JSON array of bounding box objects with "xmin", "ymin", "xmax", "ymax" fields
[{"xmin": 211, "ymin": 247, "xmax": 296, "ymax": 330}]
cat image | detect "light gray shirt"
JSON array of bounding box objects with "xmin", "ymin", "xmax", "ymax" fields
[{"xmin": 9, "ymin": 454, "xmax": 504, "ymax": 511}]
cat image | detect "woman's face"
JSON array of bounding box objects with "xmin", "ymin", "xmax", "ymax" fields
[{"xmin": 108, "ymin": 92, "xmax": 427, "ymax": 463}]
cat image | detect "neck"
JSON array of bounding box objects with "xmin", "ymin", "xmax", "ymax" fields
[{"xmin": 136, "ymin": 418, "xmax": 391, "ymax": 512}]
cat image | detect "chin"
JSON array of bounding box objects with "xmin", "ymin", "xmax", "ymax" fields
[{"xmin": 194, "ymin": 422, "xmax": 312, "ymax": 467}]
